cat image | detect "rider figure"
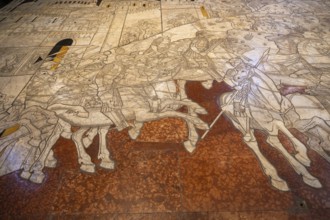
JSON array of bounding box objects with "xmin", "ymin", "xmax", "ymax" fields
[
  {"xmin": 221, "ymin": 57, "xmax": 292, "ymax": 141},
  {"xmin": 95, "ymin": 48, "xmax": 129, "ymax": 131},
  {"xmin": 183, "ymin": 31, "xmax": 223, "ymax": 88}
]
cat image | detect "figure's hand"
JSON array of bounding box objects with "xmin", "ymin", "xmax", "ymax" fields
[
  {"xmin": 221, "ymin": 104, "xmax": 232, "ymax": 112},
  {"xmin": 102, "ymin": 102, "xmax": 111, "ymax": 113}
]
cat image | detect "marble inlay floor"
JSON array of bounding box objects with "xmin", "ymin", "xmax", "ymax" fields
[{"xmin": 0, "ymin": 0, "xmax": 330, "ymax": 219}]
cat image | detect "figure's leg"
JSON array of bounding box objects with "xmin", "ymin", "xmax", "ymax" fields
[
  {"xmin": 98, "ymin": 126, "xmax": 115, "ymax": 169},
  {"xmin": 266, "ymin": 130, "xmax": 321, "ymax": 188},
  {"xmin": 71, "ymin": 127, "xmax": 95, "ymax": 173},
  {"xmin": 275, "ymin": 120, "xmax": 311, "ymax": 167},
  {"xmin": 244, "ymin": 139, "xmax": 289, "ymax": 191}
]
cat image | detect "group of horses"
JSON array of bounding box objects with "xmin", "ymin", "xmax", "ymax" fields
[{"xmin": 0, "ymin": 33, "xmax": 330, "ymax": 192}]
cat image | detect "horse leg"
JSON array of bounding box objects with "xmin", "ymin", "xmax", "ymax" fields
[
  {"xmin": 21, "ymin": 144, "xmax": 38, "ymax": 179},
  {"xmin": 45, "ymin": 149, "xmax": 57, "ymax": 168},
  {"xmin": 45, "ymin": 120, "xmax": 72, "ymax": 167},
  {"xmin": 71, "ymin": 127, "xmax": 95, "ymax": 173},
  {"xmin": 177, "ymin": 80, "xmax": 188, "ymax": 100},
  {"xmin": 244, "ymin": 138, "xmax": 289, "ymax": 191},
  {"xmin": 266, "ymin": 128, "xmax": 321, "ymax": 188},
  {"xmin": 60, "ymin": 120, "xmax": 72, "ymax": 139},
  {"xmin": 275, "ymin": 121, "xmax": 311, "ymax": 166},
  {"xmin": 98, "ymin": 126, "xmax": 115, "ymax": 170},
  {"xmin": 30, "ymin": 120, "xmax": 64, "ymax": 183},
  {"xmin": 82, "ymin": 127, "xmax": 98, "ymax": 148},
  {"xmin": 183, "ymin": 108, "xmax": 200, "ymax": 153}
]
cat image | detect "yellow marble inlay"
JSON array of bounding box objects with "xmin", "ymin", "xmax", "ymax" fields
[
  {"xmin": 200, "ymin": 6, "xmax": 209, "ymax": 18},
  {"xmin": 0, "ymin": 124, "xmax": 20, "ymax": 138},
  {"xmin": 51, "ymin": 46, "xmax": 69, "ymax": 71}
]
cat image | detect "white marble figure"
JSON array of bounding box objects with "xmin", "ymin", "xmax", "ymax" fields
[
  {"xmin": 218, "ymin": 49, "xmax": 330, "ymax": 191},
  {"xmin": 0, "ymin": 0, "xmax": 329, "ymax": 192}
]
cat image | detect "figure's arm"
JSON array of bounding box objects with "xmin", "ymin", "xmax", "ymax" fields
[{"xmin": 267, "ymin": 73, "xmax": 318, "ymax": 87}]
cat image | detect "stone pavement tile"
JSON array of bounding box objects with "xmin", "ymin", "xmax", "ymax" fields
[
  {"xmin": 52, "ymin": 147, "xmax": 182, "ymax": 214},
  {"xmin": 292, "ymin": 186, "xmax": 330, "ymax": 210},
  {"xmin": 178, "ymin": 130, "xmax": 253, "ymax": 160},
  {"xmin": 252, "ymin": 130, "xmax": 312, "ymax": 190},
  {"xmin": 51, "ymin": 213, "xmax": 117, "ymax": 220},
  {"xmin": 179, "ymin": 156, "xmax": 235, "ymax": 212},
  {"xmin": 0, "ymin": 214, "xmax": 52, "ymax": 220},
  {"xmin": 309, "ymin": 208, "xmax": 330, "ymax": 220},
  {"xmin": 117, "ymin": 212, "xmax": 208, "ymax": 220},
  {"xmin": 179, "ymin": 151, "xmax": 295, "ymax": 212},
  {"xmin": 137, "ymin": 118, "xmax": 187, "ymax": 143},
  {"xmin": 253, "ymin": 130, "xmax": 330, "ymax": 211},
  {"xmin": 0, "ymin": 168, "xmax": 63, "ymax": 216},
  {"xmin": 227, "ymin": 154, "xmax": 296, "ymax": 211},
  {"xmin": 52, "ymin": 137, "xmax": 81, "ymax": 171},
  {"xmin": 209, "ymin": 211, "xmax": 311, "ymax": 220}
]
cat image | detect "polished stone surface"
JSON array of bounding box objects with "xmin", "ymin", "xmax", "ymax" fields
[{"xmin": 0, "ymin": 0, "xmax": 330, "ymax": 219}]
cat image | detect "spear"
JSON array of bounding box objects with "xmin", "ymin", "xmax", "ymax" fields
[
  {"xmin": 201, "ymin": 48, "xmax": 270, "ymax": 139},
  {"xmin": 201, "ymin": 90, "xmax": 238, "ymax": 139}
]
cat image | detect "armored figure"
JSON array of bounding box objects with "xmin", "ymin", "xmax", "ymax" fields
[{"xmin": 95, "ymin": 48, "xmax": 129, "ymax": 131}]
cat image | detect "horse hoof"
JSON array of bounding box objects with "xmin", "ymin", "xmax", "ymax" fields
[
  {"xmin": 201, "ymin": 80, "xmax": 213, "ymax": 89},
  {"xmin": 195, "ymin": 108, "xmax": 208, "ymax": 115},
  {"xmin": 271, "ymin": 178, "xmax": 290, "ymax": 191},
  {"xmin": 20, "ymin": 171, "xmax": 32, "ymax": 180},
  {"xmin": 184, "ymin": 141, "xmax": 196, "ymax": 153},
  {"xmin": 303, "ymin": 176, "xmax": 322, "ymax": 188},
  {"xmin": 100, "ymin": 160, "xmax": 115, "ymax": 170},
  {"xmin": 80, "ymin": 164, "xmax": 95, "ymax": 173},
  {"xmin": 128, "ymin": 128, "xmax": 140, "ymax": 140},
  {"xmin": 30, "ymin": 172, "xmax": 45, "ymax": 184},
  {"xmin": 45, "ymin": 159, "xmax": 57, "ymax": 168},
  {"xmin": 295, "ymin": 154, "xmax": 311, "ymax": 167}
]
